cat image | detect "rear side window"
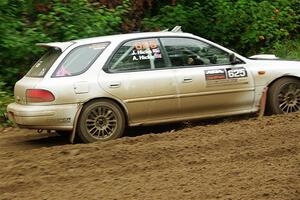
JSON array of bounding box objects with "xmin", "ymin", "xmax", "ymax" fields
[
  {"xmin": 53, "ymin": 43, "xmax": 109, "ymax": 77},
  {"xmin": 107, "ymin": 38, "xmax": 166, "ymax": 73},
  {"xmin": 27, "ymin": 48, "xmax": 62, "ymax": 77}
]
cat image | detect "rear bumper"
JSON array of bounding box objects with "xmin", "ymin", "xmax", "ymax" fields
[{"xmin": 6, "ymin": 103, "xmax": 79, "ymax": 130}]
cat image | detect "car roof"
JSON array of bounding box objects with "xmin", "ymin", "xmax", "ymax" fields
[
  {"xmin": 36, "ymin": 31, "xmax": 196, "ymax": 51},
  {"xmin": 37, "ymin": 31, "xmax": 197, "ymax": 51},
  {"xmin": 71, "ymin": 31, "xmax": 196, "ymax": 44}
]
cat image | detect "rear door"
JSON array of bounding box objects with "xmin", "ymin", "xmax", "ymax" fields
[
  {"xmin": 160, "ymin": 37, "xmax": 255, "ymax": 118},
  {"xmin": 99, "ymin": 38, "xmax": 179, "ymax": 125}
]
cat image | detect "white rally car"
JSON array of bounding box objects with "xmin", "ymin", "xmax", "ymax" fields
[{"xmin": 7, "ymin": 27, "xmax": 300, "ymax": 143}]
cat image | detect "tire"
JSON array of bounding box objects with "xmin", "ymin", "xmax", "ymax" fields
[
  {"xmin": 267, "ymin": 77, "xmax": 300, "ymax": 114},
  {"xmin": 77, "ymin": 100, "xmax": 125, "ymax": 143}
]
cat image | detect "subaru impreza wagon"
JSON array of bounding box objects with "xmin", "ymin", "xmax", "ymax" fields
[{"xmin": 7, "ymin": 27, "xmax": 300, "ymax": 143}]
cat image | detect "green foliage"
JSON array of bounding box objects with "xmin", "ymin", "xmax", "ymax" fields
[
  {"xmin": 34, "ymin": 0, "xmax": 127, "ymax": 41},
  {"xmin": 0, "ymin": 82, "xmax": 14, "ymax": 126},
  {"xmin": 143, "ymin": 4, "xmax": 190, "ymax": 30},
  {"xmin": 272, "ymin": 39, "xmax": 300, "ymax": 60},
  {"xmin": 143, "ymin": 0, "xmax": 299, "ymax": 56}
]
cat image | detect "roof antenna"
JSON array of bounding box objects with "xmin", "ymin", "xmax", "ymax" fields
[{"xmin": 171, "ymin": 26, "xmax": 182, "ymax": 32}]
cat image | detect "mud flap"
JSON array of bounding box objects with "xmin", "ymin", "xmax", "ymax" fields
[
  {"xmin": 258, "ymin": 87, "xmax": 268, "ymax": 118},
  {"xmin": 69, "ymin": 104, "xmax": 83, "ymax": 144}
]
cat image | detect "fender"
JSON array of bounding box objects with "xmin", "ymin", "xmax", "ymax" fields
[{"xmin": 266, "ymin": 73, "xmax": 300, "ymax": 87}]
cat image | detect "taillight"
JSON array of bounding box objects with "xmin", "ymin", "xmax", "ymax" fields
[{"xmin": 26, "ymin": 89, "xmax": 55, "ymax": 103}]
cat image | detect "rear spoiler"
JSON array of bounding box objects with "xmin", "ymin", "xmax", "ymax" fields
[{"xmin": 36, "ymin": 42, "xmax": 74, "ymax": 51}]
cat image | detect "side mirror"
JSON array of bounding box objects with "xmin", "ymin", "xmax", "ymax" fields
[{"xmin": 229, "ymin": 53, "xmax": 237, "ymax": 65}]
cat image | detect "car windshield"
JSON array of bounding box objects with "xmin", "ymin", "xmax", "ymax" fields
[{"xmin": 27, "ymin": 47, "xmax": 62, "ymax": 77}]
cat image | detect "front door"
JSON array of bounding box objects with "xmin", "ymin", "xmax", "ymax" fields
[{"xmin": 160, "ymin": 37, "xmax": 255, "ymax": 119}]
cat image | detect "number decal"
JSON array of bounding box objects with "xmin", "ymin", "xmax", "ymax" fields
[
  {"xmin": 149, "ymin": 40, "xmax": 158, "ymax": 49},
  {"xmin": 205, "ymin": 67, "xmax": 249, "ymax": 87},
  {"xmin": 134, "ymin": 40, "xmax": 158, "ymax": 50},
  {"xmin": 226, "ymin": 68, "xmax": 247, "ymax": 78},
  {"xmin": 134, "ymin": 42, "xmax": 143, "ymax": 50}
]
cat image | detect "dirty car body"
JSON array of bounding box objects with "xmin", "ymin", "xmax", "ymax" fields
[{"xmin": 7, "ymin": 30, "xmax": 300, "ymax": 143}]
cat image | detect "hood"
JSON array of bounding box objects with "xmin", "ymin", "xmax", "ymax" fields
[{"xmin": 247, "ymin": 56, "xmax": 300, "ymax": 73}]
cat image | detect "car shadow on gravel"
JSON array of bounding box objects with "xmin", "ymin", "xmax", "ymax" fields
[
  {"xmin": 13, "ymin": 114, "xmax": 254, "ymax": 149},
  {"xmin": 22, "ymin": 133, "xmax": 70, "ymax": 148},
  {"xmin": 124, "ymin": 114, "xmax": 254, "ymax": 138}
]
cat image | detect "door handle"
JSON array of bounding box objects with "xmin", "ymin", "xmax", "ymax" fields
[
  {"xmin": 183, "ymin": 78, "xmax": 193, "ymax": 83},
  {"xmin": 109, "ymin": 82, "xmax": 121, "ymax": 88}
]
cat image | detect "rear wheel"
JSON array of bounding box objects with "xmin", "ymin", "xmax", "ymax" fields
[
  {"xmin": 267, "ymin": 77, "xmax": 300, "ymax": 114},
  {"xmin": 77, "ymin": 100, "xmax": 125, "ymax": 143}
]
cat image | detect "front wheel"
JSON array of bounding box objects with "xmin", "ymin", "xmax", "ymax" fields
[
  {"xmin": 267, "ymin": 77, "xmax": 300, "ymax": 114},
  {"xmin": 77, "ymin": 100, "xmax": 125, "ymax": 143}
]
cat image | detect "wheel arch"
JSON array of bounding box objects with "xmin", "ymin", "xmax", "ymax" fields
[
  {"xmin": 69, "ymin": 97, "xmax": 129, "ymax": 143},
  {"xmin": 267, "ymin": 75, "xmax": 300, "ymax": 89},
  {"xmin": 264, "ymin": 75, "xmax": 300, "ymax": 115},
  {"xmin": 82, "ymin": 97, "xmax": 129, "ymax": 125}
]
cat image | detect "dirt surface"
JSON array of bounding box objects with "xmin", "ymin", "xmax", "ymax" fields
[{"xmin": 0, "ymin": 113, "xmax": 299, "ymax": 200}]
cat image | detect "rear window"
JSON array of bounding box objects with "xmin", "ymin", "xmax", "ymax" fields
[
  {"xmin": 27, "ymin": 48, "xmax": 62, "ymax": 77},
  {"xmin": 53, "ymin": 43, "xmax": 109, "ymax": 77}
]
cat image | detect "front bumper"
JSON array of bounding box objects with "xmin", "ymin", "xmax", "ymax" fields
[{"xmin": 7, "ymin": 103, "xmax": 79, "ymax": 130}]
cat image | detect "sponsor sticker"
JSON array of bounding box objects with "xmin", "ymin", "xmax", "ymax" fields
[
  {"xmin": 205, "ymin": 67, "xmax": 248, "ymax": 87},
  {"xmin": 205, "ymin": 69, "xmax": 226, "ymax": 80}
]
